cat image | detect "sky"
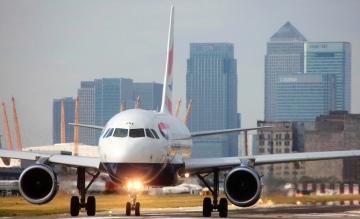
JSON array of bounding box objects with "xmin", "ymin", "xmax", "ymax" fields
[{"xmin": 0, "ymin": 0, "xmax": 359, "ymax": 146}]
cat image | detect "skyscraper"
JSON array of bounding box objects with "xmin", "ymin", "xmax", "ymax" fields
[
  {"xmin": 52, "ymin": 97, "xmax": 75, "ymax": 144},
  {"xmin": 264, "ymin": 22, "xmax": 307, "ymax": 121},
  {"xmin": 305, "ymin": 42, "xmax": 351, "ymax": 111},
  {"xmin": 78, "ymin": 81, "xmax": 97, "ymax": 145},
  {"xmin": 134, "ymin": 82, "xmax": 163, "ymax": 111},
  {"xmin": 94, "ymin": 78, "xmax": 134, "ymax": 139},
  {"xmin": 186, "ymin": 43, "xmax": 240, "ymax": 158},
  {"xmin": 275, "ymin": 73, "xmax": 336, "ymax": 121}
]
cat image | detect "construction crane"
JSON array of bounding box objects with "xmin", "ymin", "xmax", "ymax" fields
[{"xmin": 11, "ymin": 96, "xmax": 22, "ymax": 151}]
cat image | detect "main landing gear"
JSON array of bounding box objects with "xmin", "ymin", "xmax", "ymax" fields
[
  {"xmin": 197, "ymin": 170, "xmax": 228, "ymax": 217},
  {"xmin": 70, "ymin": 167, "xmax": 100, "ymax": 216},
  {"xmin": 125, "ymin": 192, "xmax": 141, "ymax": 216}
]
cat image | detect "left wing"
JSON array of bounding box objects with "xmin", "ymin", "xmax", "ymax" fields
[
  {"xmin": 184, "ymin": 149, "xmax": 360, "ymax": 173},
  {"xmin": 0, "ymin": 149, "xmax": 101, "ymax": 169},
  {"xmin": 191, "ymin": 127, "xmax": 270, "ymax": 138}
]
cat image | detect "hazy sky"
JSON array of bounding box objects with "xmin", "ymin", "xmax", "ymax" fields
[{"xmin": 0, "ymin": 0, "xmax": 359, "ymax": 146}]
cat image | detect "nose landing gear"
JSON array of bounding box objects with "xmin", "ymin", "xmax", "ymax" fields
[{"xmin": 125, "ymin": 193, "xmax": 141, "ymax": 216}]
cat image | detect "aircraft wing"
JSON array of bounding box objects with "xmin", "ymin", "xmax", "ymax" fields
[
  {"xmin": 184, "ymin": 150, "xmax": 360, "ymax": 173},
  {"xmin": 190, "ymin": 126, "xmax": 271, "ymax": 138},
  {"xmin": 68, "ymin": 123, "xmax": 104, "ymax": 130},
  {"xmin": 0, "ymin": 149, "xmax": 101, "ymax": 169}
]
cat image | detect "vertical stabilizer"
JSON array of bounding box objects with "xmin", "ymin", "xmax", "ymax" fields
[{"xmin": 160, "ymin": 6, "xmax": 175, "ymax": 114}]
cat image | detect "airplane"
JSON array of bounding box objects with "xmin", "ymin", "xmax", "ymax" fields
[{"xmin": 2, "ymin": 5, "xmax": 360, "ymax": 218}]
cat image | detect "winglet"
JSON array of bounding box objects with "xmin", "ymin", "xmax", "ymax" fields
[{"xmin": 160, "ymin": 6, "xmax": 175, "ymax": 114}]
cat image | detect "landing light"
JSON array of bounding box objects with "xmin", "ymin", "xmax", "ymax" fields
[
  {"xmin": 127, "ymin": 180, "xmax": 142, "ymax": 190},
  {"xmin": 184, "ymin": 173, "xmax": 190, "ymax": 178}
]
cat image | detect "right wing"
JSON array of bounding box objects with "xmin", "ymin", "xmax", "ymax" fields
[
  {"xmin": 0, "ymin": 149, "xmax": 101, "ymax": 169},
  {"xmin": 184, "ymin": 149, "xmax": 360, "ymax": 173}
]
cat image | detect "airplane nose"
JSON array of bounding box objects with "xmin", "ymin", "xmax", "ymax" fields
[{"xmin": 101, "ymin": 138, "xmax": 163, "ymax": 163}]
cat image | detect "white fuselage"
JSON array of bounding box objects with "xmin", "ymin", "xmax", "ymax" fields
[{"xmin": 98, "ymin": 109, "xmax": 192, "ymax": 186}]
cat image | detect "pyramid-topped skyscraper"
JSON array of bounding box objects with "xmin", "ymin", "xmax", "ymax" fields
[
  {"xmin": 264, "ymin": 22, "xmax": 307, "ymax": 121},
  {"xmin": 270, "ymin": 22, "xmax": 307, "ymax": 41}
]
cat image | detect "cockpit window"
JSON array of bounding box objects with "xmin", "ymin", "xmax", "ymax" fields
[
  {"xmin": 129, "ymin": 129, "xmax": 145, "ymax": 138},
  {"xmin": 113, "ymin": 128, "xmax": 128, "ymax": 137},
  {"xmin": 105, "ymin": 128, "xmax": 114, "ymax": 138},
  {"xmin": 103, "ymin": 129, "xmax": 111, "ymax": 138},
  {"xmin": 150, "ymin": 129, "xmax": 160, "ymax": 139},
  {"xmin": 145, "ymin": 129, "xmax": 155, "ymax": 139}
]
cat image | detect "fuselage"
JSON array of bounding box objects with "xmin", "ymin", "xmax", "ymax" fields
[{"xmin": 98, "ymin": 109, "xmax": 192, "ymax": 186}]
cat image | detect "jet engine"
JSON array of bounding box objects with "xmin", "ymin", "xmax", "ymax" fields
[
  {"xmin": 18, "ymin": 164, "xmax": 58, "ymax": 204},
  {"xmin": 224, "ymin": 166, "xmax": 262, "ymax": 207}
]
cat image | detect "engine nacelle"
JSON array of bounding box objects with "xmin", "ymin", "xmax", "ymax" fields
[
  {"xmin": 224, "ymin": 166, "xmax": 262, "ymax": 207},
  {"xmin": 18, "ymin": 164, "xmax": 58, "ymax": 204}
]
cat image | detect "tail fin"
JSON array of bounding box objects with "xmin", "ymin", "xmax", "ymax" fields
[{"xmin": 160, "ymin": 6, "xmax": 174, "ymax": 114}]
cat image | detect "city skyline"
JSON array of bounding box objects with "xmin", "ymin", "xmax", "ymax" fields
[{"xmin": 0, "ymin": 0, "xmax": 359, "ymax": 146}]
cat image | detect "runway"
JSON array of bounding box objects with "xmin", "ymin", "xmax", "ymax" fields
[{"xmin": 10, "ymin": 205, "xmax": 360, "ymax": 219}]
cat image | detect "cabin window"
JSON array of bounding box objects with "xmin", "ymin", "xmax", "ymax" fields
[
  {"xmin": 113, "ymin": 128, "xmax": 128, "ymax": 137},
  {"xmin": 145, "ymin": 129, "xmax": 155, "ymax": 138},
  {"xmin": 129, "ymin": 129, "xmax": 145, "ymax": 138},
  {"xmin": 150, "ymin": 129, "xmax": 160, "ymax": 139},
  {"xmin": 105, "ymin": 128, "xmax": 114, "ymax": 138}
]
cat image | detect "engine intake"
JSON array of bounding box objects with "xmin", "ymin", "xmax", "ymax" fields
[
  {"xmin": 224, "ymin": 166, "xmax": 262, "ymax": 207},
  {"xmin": 18, "ymin": 164, "xmax": 58, "ymax": 204}
]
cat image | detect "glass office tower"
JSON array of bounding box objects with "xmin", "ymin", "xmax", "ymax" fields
[
  {"xmin": 52, "ymin": 97, "xmax": 75, "ymax": 144},
  {"xmin": 265, "ymin": 22, "xmax": 307, "ymax": 121},
  {"xmin": 275, "ymin": 73, "xmax": 336, "ymax": 121},
  {"xmin": 133, "ymin": 82, "xmax": 163, "ymax": 111},
  {"xmin": 305, "ymin": 42, "xmax": 351, "ymax": 112},
  {"xmin": 186, "ymin": 43, "xmax": 240, "ymax": 158}
]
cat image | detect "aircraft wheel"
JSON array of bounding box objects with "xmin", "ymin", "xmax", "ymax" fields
[
  {"xmin": 70, "ymin": 196, "xmax": 80, "ymax": 216},
  {"xmin": 202, "ymin": 197, "xmax": 212, "ymax": 217},
  {"xmin": 218, "ymin": 198, "xmax": 228, "ymax": 218},
  {"xmin": 86, "ymin": 196, "xmax": 96, "ymax": 216},
  {"xmin": 135, "ymin": 202, "xmax": 140, "ymax": 216},
  {"xmin": 126, "ymin": 202, "xmax": 131, "ymax": 216}
]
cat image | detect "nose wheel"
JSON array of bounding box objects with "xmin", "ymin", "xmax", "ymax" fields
[{"xmin": 125, "ymin": 193, "xmax": 141, "ymax": 216}]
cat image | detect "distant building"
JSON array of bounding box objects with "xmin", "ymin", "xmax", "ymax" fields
[
  {"xmin": 186, "ymin": 43, "xmax": 240, "ymax": 158},
  {"xmin": 274, "ymin": 73, "xmax": 336, "ymax": 121},
  {"xmin": 305, "ymin": 42, "xmax": 351, "ymax": 112},
  {"xmin": 78, "ymin": 81, "xmax": 97, "ymax": 145},
  {"xmin": 52, "ymin": 97, "xmax": 75, "ymax": 144},
  {"xmin": 304, "ymin": 111, "xmax": 360, "ymax": 182},
  {"xmin": 256, "ymin": 121, "xmax": 305, "ymax": 180},
  {"xmin": 95, "ymin": 78, "xmax": 134, "ymax": 129},
  {"xmin": 134, "ymin": 82, "xmax": 163, "ymax": 111},
  {"xmin": 264, "ymin": 22, "xmax": 307, "ymax": 121}
]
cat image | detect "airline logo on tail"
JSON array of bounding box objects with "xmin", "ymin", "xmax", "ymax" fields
[{"xmin": 160, "ymin": 6, "xmax": 174, "ymax": 114}]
